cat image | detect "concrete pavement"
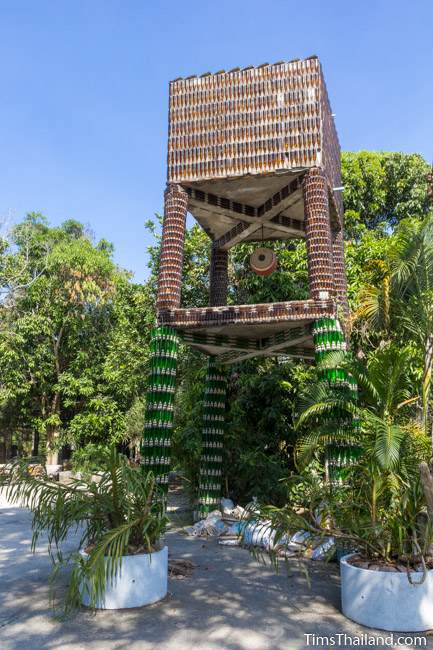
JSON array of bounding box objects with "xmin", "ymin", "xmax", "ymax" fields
[{"xmin": 1, "ymin": 493, "xmax": 430, "ymax": 650}]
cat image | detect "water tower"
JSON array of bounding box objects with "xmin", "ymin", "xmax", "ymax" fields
[{"xmin": 142, "ymin": 57, "xmax": 355, "ymax": 517}]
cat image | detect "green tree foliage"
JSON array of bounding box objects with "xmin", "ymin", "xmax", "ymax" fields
[
  {"xmin": 146, "ymin": 150, "xmax": 432, "ymax": 505},
  {"xmin": 225, "ymin": 359, "xmax": 313, "ymax": 505},
  {"xmin": 0, "ymin": 215, "xmax": 153, "ymax": 462},
  {"xmin": 355, "ymin": 215, "xmax": 433, "ymax": 433},
  {"xmin": 3, "ymin": 149, "xmax": 432, "ymax": 510},
  {"xmin": 342, "ymin": 151, "xmax": 431, "ymax": 237}
]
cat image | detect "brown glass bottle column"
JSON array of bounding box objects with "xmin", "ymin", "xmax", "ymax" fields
[
  {"xmin": 142, "ymin": 183, "xmax": 188, "ymax": 489},
  {"xmin": 209, "ymin": 245, "xmax": 229, "ymax": 308},
  {"xmin": 303, "ymin": 168, "xmax": 335, "ymax": 300},
  {"xmin": 156, "ymin": 183, "xmax": 189, "ymax": 311},
  {"xmin": 332, "ymin": 227, "xmax": 349, "ymax": 322},
  {"xmin": 197, "ymin": 245, "xmax": 229, "ymax": 519}
]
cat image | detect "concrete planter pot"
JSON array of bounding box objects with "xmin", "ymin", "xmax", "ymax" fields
[
  {"xmin": 80, "ymin": 545, "xmax": 168, "ymax": 609},
  {"xmin": 340, "ymin": 553, "xmax": 433, "ymax": 631}
]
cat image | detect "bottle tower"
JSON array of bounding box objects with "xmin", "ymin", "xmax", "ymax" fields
[{"xmin": 143, "ymin": 57, "xmax": 357, "ymax": 516}]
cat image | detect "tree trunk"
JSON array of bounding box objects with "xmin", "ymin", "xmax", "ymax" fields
[
  {"xmin": 423, "ymin": 333, "xmax": 433, "ymax": 441},
  {"xmin": 0, "ymin": 432, "xmax": 12, "ymax": 463},
  {"xmin": 46, "ymin": 392, "xmax": 61, "ymax": 465},
  {"xmin": 32, "ymin": 430, "xmax": 40, "ymax": 457},
  {"xmin": 46, "ymin": 327, "xmax": 64, "ymax": 465},
  {"xmin": 46, "ymin": 427, "xmax": 60, "ymax": 464},
  {"xmin": 420, "ymin": 461, "xmax": 433, "ymax": 519}
]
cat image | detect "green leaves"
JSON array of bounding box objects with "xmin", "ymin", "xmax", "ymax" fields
[
  {"xmin": 0, "ymin": 215, "xmax": 153, "ymax": 459},
  {"xmin": 2, "ymin": 448, "xmax": 168, "ymax": 616},
  {"xmin": 342, "ymin": 151, "xmax": 431, "ymax": 238},
  {"xmin": 363, "ymin": 411, "xmax": 406, "ymax": 470}
]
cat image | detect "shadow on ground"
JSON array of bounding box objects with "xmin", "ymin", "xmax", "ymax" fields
[{"xmin": 0, "ymin": 495, "xmax": 430, "ymax": 650}]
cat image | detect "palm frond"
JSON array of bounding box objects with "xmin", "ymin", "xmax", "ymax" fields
[
  {"xmin": 1, "ymin": 448, "xmax": 168, "ymax": 617},
  {"xmin": 363, "ymin": 411, "xmax": 406, "ymax": 470}
]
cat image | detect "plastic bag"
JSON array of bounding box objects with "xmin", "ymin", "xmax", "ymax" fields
[
  {"xmin": 311, "ymin": 536, "xmax": 336, "ymax": 560},
  {"xmin": 242, "ymin": 520, "xmax": 276, "ymax": 550}
]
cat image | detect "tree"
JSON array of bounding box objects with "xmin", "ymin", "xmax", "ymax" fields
[
  {"xmin": 342, "ymin": 151, "xmax": 432, "ymax": 238},
  {"xmin": 295, "ymin": 344, "xmax": 420, "ymax": 474},
  {"xmin": 354, "ymin": 215, "xmax": 433, "ymax": 436},
  {"xmin": 0, "ymin": 216, "xmax": 153, "ymax": 463},
  {"xmin": 392, "ymin": 216, "xmax": 433, "ymax": 433},
  {"xmin": 0, "ymin": 212, "xmax": 51, "ymax": 308}
]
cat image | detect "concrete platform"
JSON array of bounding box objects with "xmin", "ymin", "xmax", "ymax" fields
[{"xmin": 0, "ymin": 493, "xmax": 430, "ymax": 649}]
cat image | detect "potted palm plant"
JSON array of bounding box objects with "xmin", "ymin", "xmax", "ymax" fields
[
  {"xmin": 1, "ymin": 448, "xmax": 168, "ymax": 614},
  {"xmin": 245, "ymin": 345, "xmax": 433, "ymax": 632}
]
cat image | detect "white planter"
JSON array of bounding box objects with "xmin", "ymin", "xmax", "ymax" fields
[
  {"xmin": 80, "ymin": 545, "xmax": 168, "ymax": 609},
  {"xmin": 340, "ymin": 553, "xmax": 433, "ymax": 631}
]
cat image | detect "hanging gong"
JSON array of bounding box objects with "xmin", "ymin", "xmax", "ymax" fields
[{"xmin": 250, "ymin": 247, "xmax": 278, "ymax": 276}]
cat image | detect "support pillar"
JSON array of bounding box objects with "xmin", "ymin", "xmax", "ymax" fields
[
  {"xmin": 303, "ymin": 168, "xmax": 335, "ymax": 301},
  {"xmin": 313, "ymin": 319, "xmax": 361, "ymax": 484},
  {"xmin": 141, "ymin": 184, "xmax": 188, "ymax": 488},
  {"xmin": 156, "ymin": 184, "xmax": 189, "ymax": 312},
  {"xmin": 196, "ymin": 357, "xmax": 227, "ymax": 519},
  {"xmin": 209, "ymin": 245, "xmax": 229, "ymax": 307},
  {"xmin": 304, "ymin": 172, "xmax": 360, "ymax": 481},
  {"xmin": 142, "ymin": 326, "xmax": 179, "ymax": 488},
  {"xmin": 332, "ymin": 227, "xmax": 350, "ymax": 323},
  {"xmin": 196, "ymin": 245, "xmax": 229, "ymax": 519}
]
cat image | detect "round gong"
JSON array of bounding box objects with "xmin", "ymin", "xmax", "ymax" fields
[{"xmin": 250, "ymin": 247, "xmax": 278, "ymax": 276}]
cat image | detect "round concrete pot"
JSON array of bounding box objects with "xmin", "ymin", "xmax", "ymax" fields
[
  {"xmin": 340, "ymin": 553, "xmax": 433, "ymax": 631},
  {"xmin": 80, "ymin": 545, "xmax": 168, "ymax": 609}
]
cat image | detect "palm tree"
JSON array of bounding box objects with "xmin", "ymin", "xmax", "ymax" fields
[
  {"xmin": 392, "ymin": 217, "xmax": 433, "ymax": 433},
  {"xmin": 1, "ymin": 448, "xmax": 168, "ymax": 615},
  {"xmin": 355, "ymin": 215, "xmax": 433, "ymax": 437},
  {"xmin": 354, "ymin": 258, "xmax": 392, "ymax": 340},
  {"xmin": 295, "ymin": 345, "xmax": 417, "ymax": 472}
]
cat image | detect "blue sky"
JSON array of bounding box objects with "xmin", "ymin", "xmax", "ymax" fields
[{"xmin": 1, "ymin": 0, "xmax": 432, "ymax": 282}]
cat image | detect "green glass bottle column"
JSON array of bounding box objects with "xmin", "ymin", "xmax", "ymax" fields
[
  {"xmin": 313, "ymin": 317, "xmax": 361, "ymax": 484},
  {"xmin": 141, "ymin": 183, "xmax": 188, "ymax": 488},
  {"xmin": 196, "ymin": 357, "xmax": 227, "ymax": 520},
  {"xmin": 195, "ymin": 245, "xmax": 229, "ymax": 520},
  {"xmin": 141, "ymin": 325, "xmax": 179, "ymax": 489}
]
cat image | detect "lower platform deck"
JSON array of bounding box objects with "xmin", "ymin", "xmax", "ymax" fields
[{"xmin": 157, "ymin": 299, "xmax": 336, "ymax": 363}]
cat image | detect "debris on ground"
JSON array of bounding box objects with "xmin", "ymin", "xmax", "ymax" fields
[
  {"xmin": 27, "ymin": 464, "xmax": 45, "ymax": 477},
  {"xmin": 58, "ymin": 470, "xmax": 75, "ymax": 485},
  {"xmin": 242, "ymin": 520, "xmax": 277, "ymax": 550},
  {"xmin": 220, "ymin": 498, "xmax": 235, "ymax": 513},
  {"xmin": 226, "ymin": 521, "xmax": 244, "ymax": 535},
  {"xmin": 45, "ymin": 464, "xmax": 62, "ymax": 477},
  {"xmin": 287, "ymin": 530, "xmax": 311, "ymax": 551},
  {"xmin": 168, "ymin": 558, "xmax": 196, "ymax": 579},
  {"xmin": 311, "ymin": 536, "xmax": 336, "ymax": 560},
  {"xmin": 184, "ymin": 497, "xmax": 336, "ymax": 564},
  {"xmin": 218, "ymin": 538, "xmax": 241, "ymax": 547},
  {"xmin": 185, "ymin": 510, "xmax": 228, "ymax": 537},
  {"xmin": 221, "ymin": 499, "xmax": 247, "ymax": 521}
]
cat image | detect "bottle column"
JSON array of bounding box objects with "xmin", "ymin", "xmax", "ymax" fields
[
  {"xmin": 332, "ymin": 226, "xmax": 350, "ymax": 324},
  {"xmin": 142, "ymin": 327, "xmax": 179, "ymax": 488},
  {"xmin": 303, "ymin": 171, "xmax": 359, "ymax": 481},
  {"xmin": 313, "ymin": 317, "xmax": 361, "ymax": 484},
  {"xmin": 303, "ymin": 168, "xmax": 335, "ymax": 301},
  {"xmin": 197, "ymin": 358, "xmax": 228, "ymax": 519},
  {"xmin": 156, "ymin": 183, "xmax": 188, "ymax": 312},
  {"xmin": 197, "ymin": 245, "xmax": 229, "ymax": 519},
  {"xmin": 209, "ymin": 245, "xmax": 228, "ymax": 307},
  {"xmin": 141, "ymin": 184, "xmax": 188, "ymax": 488}
]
